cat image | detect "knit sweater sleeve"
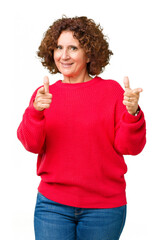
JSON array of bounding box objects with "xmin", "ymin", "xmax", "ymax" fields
[
  {"xmin": 113, "ymin": 83, "xmax": 146, "ymax": 156},
  {"xmin": 17, "ymin": 88, "xmax": 46, "ymax": 154}
]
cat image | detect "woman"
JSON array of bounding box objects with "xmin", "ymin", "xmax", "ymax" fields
[{"xmin": 17, "ymin": 16, "xmax": 146, "ymax": 240}]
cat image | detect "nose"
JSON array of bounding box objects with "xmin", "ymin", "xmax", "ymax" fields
[{"xmin": 61, "ymin": 48, "xmax": 70, "ymax": 60}]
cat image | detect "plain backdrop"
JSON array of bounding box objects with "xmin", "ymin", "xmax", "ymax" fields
[{"xmin": 1, "ymin": 0, "xmax": 163, "ymax": 239}]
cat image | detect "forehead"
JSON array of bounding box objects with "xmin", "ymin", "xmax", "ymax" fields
[{"xmin": 57, "ymin": 31, "xmax": 79, "ymax": 45}]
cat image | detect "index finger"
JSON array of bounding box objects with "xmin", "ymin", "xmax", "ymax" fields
[
  {"xmin": 44, "ymin": 76, "xmax": 49, "ymax": 93},
  {"xmin": 133, "ymin": 88, "xmax": 143, "ymax": 94}
]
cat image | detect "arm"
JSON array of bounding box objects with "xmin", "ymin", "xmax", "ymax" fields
[
  {"xmin": 17, "ymin": 89, "xmax": 46, "ymax": 154},
  {"xmin": 114, "ymin": 106, "xmax": 146, "ymax": 155},
  {"xmin": 17, "ymin": 76, "xmax": 52, "ymax": 154},
  {"xmin": 113, "ymin": 78, "xmax": 146, "ymax": 155}
]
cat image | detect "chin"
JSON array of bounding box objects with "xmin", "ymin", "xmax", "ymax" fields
[{"xmin": 61, "ymin": 71, "xmax": 76, "ymax": 78}]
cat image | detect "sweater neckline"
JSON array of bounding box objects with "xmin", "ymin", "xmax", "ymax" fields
[{"xmin": 55, "ymin": 76, "xmax": 101, "ymax": 88}]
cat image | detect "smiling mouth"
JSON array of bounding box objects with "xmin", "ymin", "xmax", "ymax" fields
[{"xmin": 61, "ymin": 63, "xmax": 73, "ymax": 68}]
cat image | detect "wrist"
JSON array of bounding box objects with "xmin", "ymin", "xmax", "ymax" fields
[
  {"xmin": 134, "ymin": 107, "xmax": 140, "ymax": 116},
  {"xmin": 129, "ymin": 107, "xmax": 140, "ymax": 116}
]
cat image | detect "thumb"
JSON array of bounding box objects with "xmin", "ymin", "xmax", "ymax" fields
[
  {"xmin": 43, "ymin": 76, "xmax": 49, "ymax": 93},
  {"xmin": 123, "ymin": 76, "xmax": 130, "ymax": 89}
]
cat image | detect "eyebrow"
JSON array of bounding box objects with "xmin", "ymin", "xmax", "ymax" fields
[{"xmin": 57, "ymin": 44, "xmax": 78, "ymax": 47}]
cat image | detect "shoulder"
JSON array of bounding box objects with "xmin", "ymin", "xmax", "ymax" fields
[{"xmin": 97, "ymin": 77, "xmax": 124, "ymax": 92}]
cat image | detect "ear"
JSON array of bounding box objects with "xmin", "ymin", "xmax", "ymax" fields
[{"xmin": 86, "ymin": 57, "xmax": 90, "ymax": 63}]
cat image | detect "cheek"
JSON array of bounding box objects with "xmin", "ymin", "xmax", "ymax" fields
[
  {"xmin": 53, "ymin": 52, "xmax": 61, "ymax": 62},
  {"xmin": 73, "ymin": 54, "xmax": 86, "ymax": 64}
]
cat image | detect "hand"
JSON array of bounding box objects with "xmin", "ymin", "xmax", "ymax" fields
[
  {"xmin": 123, "ymin": 76, "xmax": 143, "ymax": 115},
  {"xmin": 33, "ymin": 76, "xmax": 52, "ymax": 111}
]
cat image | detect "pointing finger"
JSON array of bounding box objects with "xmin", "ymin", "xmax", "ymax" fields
[
  {"xmin": 123, "ymin": 76, "xmax": 130, "ymax": 89},
  {"xmin": 133, "ymin": 88, "xmax": 143, "ymax": 94},
  {"xmin": 44, "ymin": 76, "xmax": 49, "ymax": 93},
  {"xmin": 37, "ymin": 86, "xmax": 45, "ymax": 94}
]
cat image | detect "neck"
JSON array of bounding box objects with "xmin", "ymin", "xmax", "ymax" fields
[{"xmin": 62, "ymin": 72, "xmax": 92, "ymax": 84}]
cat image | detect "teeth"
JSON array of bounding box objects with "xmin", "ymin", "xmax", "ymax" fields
[{"xmin": 61, "ymin": 63, "xmax": 73, "ymax": 67}]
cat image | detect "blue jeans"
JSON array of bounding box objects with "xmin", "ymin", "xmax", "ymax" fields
[{"xmin": 34, "ymin": 192, "xmax": 126, "ymax": 240}]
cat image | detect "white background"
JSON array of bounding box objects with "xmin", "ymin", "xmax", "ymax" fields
[{"xmin": 1, "ymin": 0, "xmax": 163, "ymax": 239}]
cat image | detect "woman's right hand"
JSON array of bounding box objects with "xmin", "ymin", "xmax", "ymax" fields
[{"xmin": 33, "ymin": 76, "xmax": 52, "ymax": 111}]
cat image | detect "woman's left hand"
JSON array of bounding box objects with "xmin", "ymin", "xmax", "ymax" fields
[{"xmin": 123, "ymin": 76, "xmax": 143, "ymax": 115}]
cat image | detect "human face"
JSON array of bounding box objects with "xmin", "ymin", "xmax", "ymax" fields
[{"xmin": 53, "ymin": 31, "xmax": 89, "ymax": 81}]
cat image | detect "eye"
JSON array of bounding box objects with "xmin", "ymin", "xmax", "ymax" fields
[
  {"xmin": 69, "ymin": 46, "xmax": 78, "ymax": 51},
  {"xmin": 56, "ymin": 45, "xmax": 62, "ymax": 50}
]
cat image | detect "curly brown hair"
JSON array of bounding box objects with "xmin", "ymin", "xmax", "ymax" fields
[{"xmin": 37, "ymin": 16, "xmax": 113, "ymax": 75}]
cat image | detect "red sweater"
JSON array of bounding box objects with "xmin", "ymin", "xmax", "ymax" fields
[{"xmin": 17, "ymin": 76, "xmax": 146, "ymax": 208}]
